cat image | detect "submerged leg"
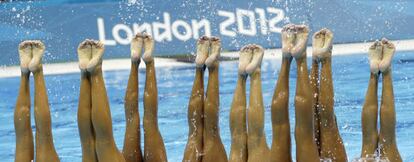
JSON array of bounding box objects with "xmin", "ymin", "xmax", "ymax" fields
[
  {"xmin": 292, "ymin": 25, "xmax": 320, "ymax": 162},
  {"xmin": 203, "ymin": 37, "xmax": 228, "ymax": 162},
  {"xmin": 30, "ymin": 41, "xmax": 60, "ymax": 162},
  {"xmin": 361, "ymin": 41, "xmax": 382, "ymax": 157},
  {"xmin": 183, "ymin": 36, "xmax": 209, "ymax": 162},
  {"xmin": 123, "ymin": 34, "xmax": 143, "ymax": 162},
  {"xmin": 270, "ymin": 25, "xmax": 294, "ymax": 162},
  {"xmin": 378, "ymin": 39, "xmax": 402, "ymax": 162},
  {"xmin": 142, "ymin": 35, "xmax": 167, "ymax": 162},
  {"xmin": 87, "ymin": 41, "xmax": 124, "ymax": 162},
  {"xmin": 229, "ymin": 46, "xmax": 251, "ymax": 162},
  {"xmin": 246, "ymin": 45, "xmax": 269, "ymax": 162},
  {"xmin": 14, "ymin": 41, "xmax": 34, "ymax": 162}
]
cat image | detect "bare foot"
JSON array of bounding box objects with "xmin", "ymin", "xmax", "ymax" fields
[
  {"xmin": 131, "ymin": 33, "xmax": 144, "ymax": 62},
  {"xmin": 246, "ymin": 44, "xmax": 264, "ymax": 75},
  {"xmin": 291, "ymin": 25, "xmax": 309, "ymax": 59},
  {"xmin": 142, "ymin": 33, "xmax": 155, "ymax": 63},
  {"xmin": 18, "ymin": 41, "xmax": 33, "ymax": 73},
  {"xmin": 379, "ymin": 38, "xmax": 395, "ymax": 73},
  {"xmin": 281, "ymin": 24, "xmax": 295, "ymax": 58},
  {"xmin": 86, "ymin": 40, "xmax": 104, "ymax": 73},
  {"xmin": 77, "ymin": 39, "xmax": 92, "ymax": 71},
  {"xmin": 205, "ymin": 36, "xmax": 221, "ymax": 68},
  {"xmin": 368, "ymin": 40, "xmax": 383, "ymax": 75},
  {"xmin": 238, "ymin": 45, "xmax": 253, "ymax": 75},
  {"xmin": 28, "ymin": 40, "xmax": 45, "ymax": 73},
  {"xmin": 195, "ymin": 36, "xmax": 210, "ymax": 68},
  {"xmin": 312, "ymin": 28, "xmax": 333, "ymax": 61}
]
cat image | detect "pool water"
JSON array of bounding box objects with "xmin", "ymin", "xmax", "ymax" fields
[{"xmin": 1, "ymin": 53, "xmax": 414, "ymax": 161}]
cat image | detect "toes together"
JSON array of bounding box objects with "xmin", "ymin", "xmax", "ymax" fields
[
  {"xmin": 312, "ymin": 28, "xmax": 334, "ymax": 61},
  {"xmin": 281, "ymin": 24, "xmax": 309, "ymax": 59},
  {"xmin": 368, "ymin": 38, "xmax": 395, "ymax": 74},
  {"xmin": 77, "ymin": 39, "xmax": 104, "ymax": 73},
  {"xmin": 130, "ymin": 33, "xmax": 155, "ymax": 63},
  {"xmin": 195, "ymin": 36, "xmax": 221, "ymax": 68},
  {"xmin": 239, "ymin": 44, "xmax": 264, "ymax": 75},
  {"xmin": 18, "ymin": 40, "xmax": 45, "ymax": 73}
]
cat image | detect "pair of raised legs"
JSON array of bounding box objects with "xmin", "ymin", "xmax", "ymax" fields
[
  {"xmin": 183, "ymin": 36, "xmax": 227, "ymax": 162},
  {"xmin": 361, "ymin": 39, "xmax": 402, "ymax": 162},
  {"xmin": 310, "ymin": 28, "xmax": 347, "ymax": 162},
  {"xmin": 123, "ymin": 33, "xmax": 167, "ymax": 162},
  {"xmin": 77, "ymin": 40, "xmax": 124, "ymax": 162},
  {"xmin": 229, "ymin": 44, "xmax": 269, "ymax": 162},
  {"xmin": 270, "ymin": 24, "xmax": 320, "ymax": 162},
  {"xmin": 15, "ymin": 40, "xmax": 60, "ymax": 162}
]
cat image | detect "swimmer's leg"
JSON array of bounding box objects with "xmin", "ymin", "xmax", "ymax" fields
[
  {"xmin": 310, "ymin": 59, "xmax": 321, "ymax": 153},
  {"xmin": 361, "ymin": 41, "xmax": 382, "ymax": 157},
  {"xmin": 203, "ymin": 37, "xmax": 228, "ymax": 162},
  {"xmin": 311, "ymin": 30, "xmax": 324, "ymax": 153},
  {"xmin": 292, "ymin": 25, "xmax": 320, "ymax": 162},
  {"xmin": 228, "ymin": 46, "xmax": 251, "ymax": 162},
  {"xmin": 270, "ymin": 25, "xmax": 294, "ymax": 162},
  {"xmin": 246, "ymin": 45, "xmax": 270, "ymax": 162},
  {"xmin": 77, "ymin": 40, "xmax": 98, "ymax": 162},
  {"xmin": 378, "ymin": 39, "xmax": 402, "ymax": 162},
  {"xmin": 270, "ymin": 57, "xmax": 293, "ymax": 162},
  {"xmin": 30, "ymin": 41, "xmax": 60, "ymax": 162},
  {"xmin": 183, "ymin": 36, "xmax": 209, "ymax": 162},
  {"xmin": 78, "ymin": 72, "xmax": 98, "ymax": 162},
  {"xmin": 14, "ymin": 41, "xmax": 34, "ymax": 162},
  {"xmin": 315, "ymin": 29, "xmax": 347, "ymax": 162},
  {"xmin": 123, "ymin": 34, "xmax": 143, "ymax": 162},
  {"xmin": 142, "ymin": 35, "xmax": 167, "ymax": 162},
  {"xmin": 88, "ymin": 41, "xmax": 125, "ymax": 162}
]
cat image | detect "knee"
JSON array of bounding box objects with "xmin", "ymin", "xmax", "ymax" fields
[
  {"xmin": 294, "ymin": 95, "xmax": 311, "ymax": 108},
  {"xmin": 15, "ymin": 106, "xmax": 31, "ymax": 120},
  {"xmin": 272, "ymin": 92, "xmax": 289, "ymax": 106}
]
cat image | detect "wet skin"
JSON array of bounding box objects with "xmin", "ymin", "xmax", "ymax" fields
[
  {"xmin": 15, "ymin": 41, "xmax": 60, "ymax": 162},
  {"xmin": 229, "ymin": 75, "xmax": 248, "ymax": 162},
  {"xmin": 270, "ymin": 57, "xmax": 293, "ymax": 162},
  {"xmin": 78, "ymin": 71, "xmax": 98, "ymax": 162},
  {"xmin": 312, "ymin": 29, "xmax": 347, "ymax": 162},
  {"xmin": 123, "ymin": 61, "xmax": 143, "ymax": 162},
  {"xmin": 362, "ymin": 40, "xmax": 402, "ymax": 162},
  {"xmin": 143, "ymin": 60, "xmax": 168, "ymax": 162},
  {"xmin": 14, "ymin": 71, "xmax": 34, "ymax": 162},
  {"xmin": 183, "ymin": 37, "xmax": 208, "ymax": 162},
  {"xmin": 183, "ymin": 66, "xmax": 205, "ymax": 162},
  {"xmin": 77, "ymin": 40, "xmax": 124, "ymax": 162},
  {"xmin": 247, "ymin": 64, "xmax": 270, "ymax": 162},
  {"xmin": 203, "ymin": 39, "xmax": 228, "ymax": 162}
]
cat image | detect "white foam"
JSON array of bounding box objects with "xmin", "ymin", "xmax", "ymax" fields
[{"xmin": 1, "ymin": 39, "xmax": 414, "ymax": 78}]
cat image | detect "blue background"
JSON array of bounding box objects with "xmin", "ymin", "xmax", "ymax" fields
[{"xmin": 0, "ymin": 0, "xmax": 413, "ymax": 66}]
